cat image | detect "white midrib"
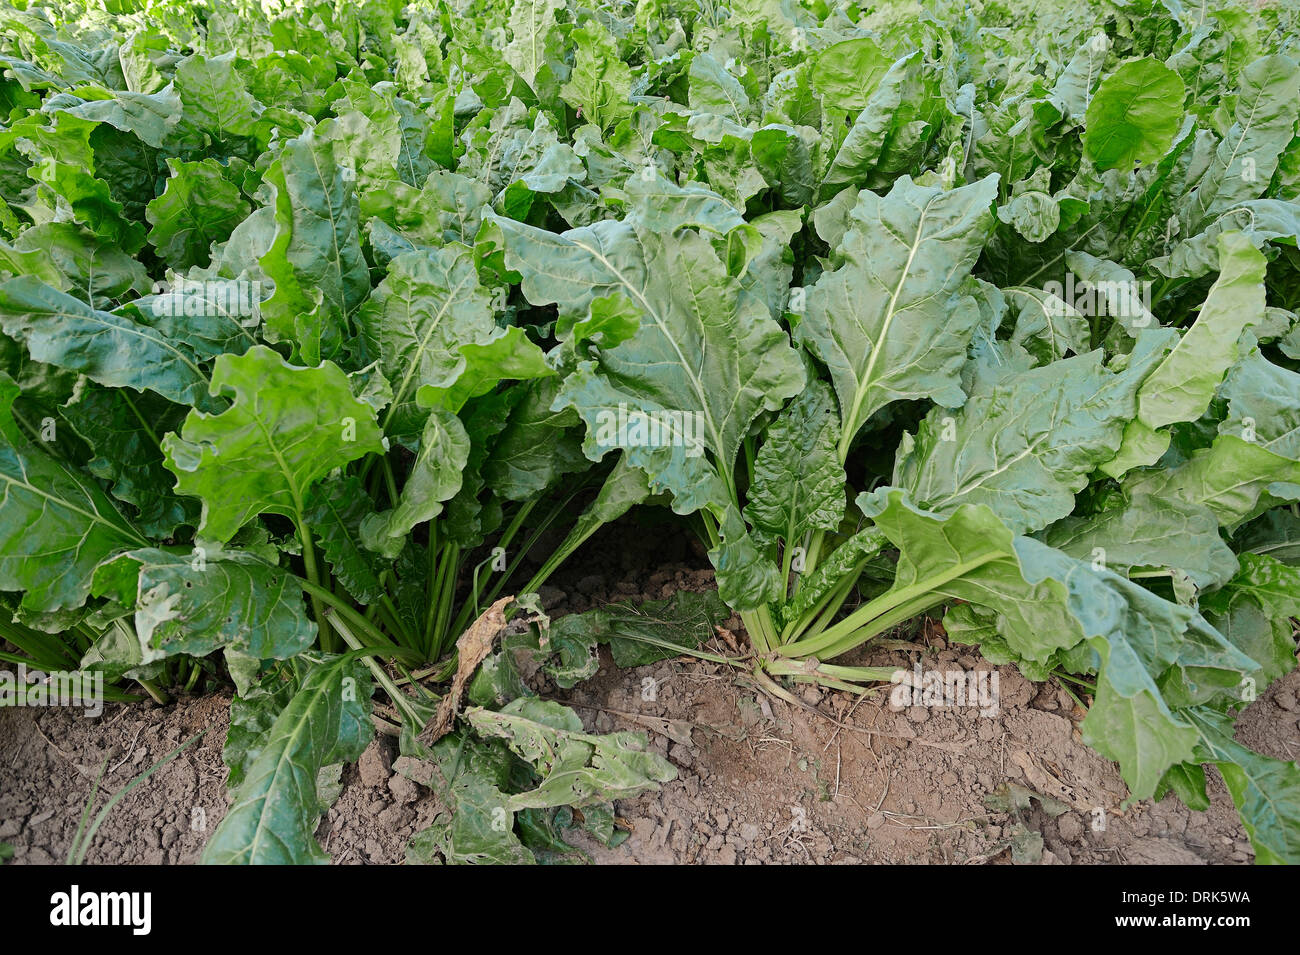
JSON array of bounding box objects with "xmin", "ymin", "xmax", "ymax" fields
[
  {"xmin": 840, "ymin": 200, "xmax": 934, "ymax": 462},
  {"xmin": 381, "ymin": 269, "xmax": 477, "ymax": 430},
  {"xmin": 569, "ymin": 236, "xmax": 728, "ymax": 465}
]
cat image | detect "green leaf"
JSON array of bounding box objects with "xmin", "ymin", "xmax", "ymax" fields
[
  {"xmin": 796, "ymin": 175, "xmax": 999, "ymax": 457},
  {"xmin": 1200, "ymin": 553, "xmax": 1300, "ymax": 685},
  {"xmin": 856, "ymin": 491, "xmax": 1252, "ymax": 798},
  {"xmin": 60, "ymin": 385, "xmax": 197, "ymax": 538},
  {"xmin": 491, "ymin": 211, "xmax": 804, "ymax": 608},
  {"xmin": 91, "ymin": 546, "xmax": 316, "ymax": 664},
  {"xmin": 890, "ymin": 332, "xmax": 1171, "ymax": 533},
  {"xmin": 162, "ymin": 345, "xmax": 384, "ymax": 542},
  {"xmin": 1183, "ymin": 55, "xmax": 1300, "ymax": 231},
  {"xmin": 1103, "ymin": 232, "xmax": 1266, "ymax": 477},
  {"xmin": 146, "ymin": 158, "xmax": 250, "ymax": 271},
  {"xmin": 302, "ymin": 474, "xmax": 384, "ymax": 603},
  {"xmin": 1123, "ymin": 435, "xmax": 1300, "ymax": 530},
  {"xmin": 811, "ymin": 37, "xmax": 891, "ymax": 113},
  {"xmin": 1218, "ymin": 351, "xmax": 1300, "ymax": 464},
  {"xmin": 201, "ymin": 658, "xmax": 373, "ymax": 864},
  {"xmin": 689, "ymin": 53, "xmax": 752, "ymax": 126},
  {"xmin": 560, "ymin": 23, "xmax": 632, "ymax": 132},
  {"xmin": 413, "ymin": 326, "xmax": 553, "ymax": 415},
  {"xmin": 0, "ymin": 429, "xmax": 145, "ymax": 612},
  {"xmin": 360, "ymin": 409, "xmax": 470, "ymax": 558},
  {"xmin": 1186, "ymin": 707, "xmax": 1300, "ymax": 865},
  {"xmin": 466, "ymin": 698, "xmax": 677, "ymax": 809},
  {"xmin": 745, "ymin": 379, "xmax": 845, "ymax": 543},
  {"xmin": 358, "ymin": 246, "xmax": 498, "ymax": 442},
  {"xmin": 1005, "ymin": 286, "xmax": 1090, "ymax": 363},
  {"xmin": 1042, "ymin": 493, "xmax": 1238, "ymax": 597},
  {"xmin": 1083, "ymin": 58, "xmax": 1185, "ymax": 171},
  {"xmin": 258, "ymin": 129, "xmax": 369, "ymax": 364},
  {"xmin": 0, "ymin": 277, "xmax": 211, "ymax": 408}
]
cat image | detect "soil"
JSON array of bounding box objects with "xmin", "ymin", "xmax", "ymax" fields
[{"xmin": 2, "ymin": 516, "xmax": 1297, "ymax": 865}]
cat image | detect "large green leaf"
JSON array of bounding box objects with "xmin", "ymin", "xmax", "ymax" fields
[
  {"xmin": 162, "ymin": 345, "xmax": 384, "ymax": 541},
  {"xmin": 890, "ymin": 332, "xmax": 1170, "ymax": 533},
  {"xmin": 0, "ymin": 277, "xmax": 211, "ymax": 408},
  {"xmin": 796, "ymin": 175, "xmax": 999, "ymax": 458},
  {"xmin": 1042, "ymin": 493, "xmax": 1238, "ymax": 598},
  {"xmin": 91, "ymin": 546, "xmax": 316, "ymax": 663},
  {"xmin": 1186, "ymin": 707, "xmax": 1300, "ymax": 865},
  {"xmin": 358, "ymin": 246, "xmax": 497, "ymax": 442},
  {"xmin": 146, "ymin": 158, "xmax": 249, "ymax": 271},
  {"xmin": 1103, "ymin": 233, "xmax": 1267, "ymax": 477},
  {"xmin": 201, "ymin": 658, "xmax": 373, "ymax": 864},
  {"xmin": 258, "ymin": 129, "xmax": 369, "ymax": 364},
  {"xmin": 1083, "ymin": 58, "xmax": 1184, "ymax": 171},
  {"xmin": 0, "ymin": 429, "xmax": 146, "ymax": 612},
  {"xmin": 1182, "ymin": 55, "xmax": 1300, "ymax": 232}
]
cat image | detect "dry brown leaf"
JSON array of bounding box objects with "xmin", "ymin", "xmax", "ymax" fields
[{"xmin": 422, "ymin": 595, "xmax": 513, "ymax": 744}]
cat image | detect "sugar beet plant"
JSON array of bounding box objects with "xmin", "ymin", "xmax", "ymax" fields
[{"xmin": 2, "ymin": 0, "xmax": 1300, "ymax": 863}]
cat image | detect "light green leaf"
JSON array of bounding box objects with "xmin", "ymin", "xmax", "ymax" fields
[
  {"xmin": 1084, "ymin": 58, "xmax": 1185, "ymax": 170},
  {"xmin": 1103, "ymin": 232, "xmax": 1266, "ymax": 477},
  {"xmin": 91, "ymin": 546, "xmax": 315, "ymax": 663},
  {"xmin": 0, "ymin": 430, "xmax": 146, "ymax": 612},
  {"xmin": 146, "ymin": 158, "xmax": 250, "ymax": 270},
  {"xmin": 162, "ymin": 345, "xmax": 384, "ymax": 542},
  {"xmin": 0, "ymin": 277, "xmax": 211, "ymax": 408},
  {"xmin": 796, "ymin": 175, "xmax": 999, "ymax": 458},
  {"xmin": 466, "ymin": 698, "xmax": 677, "ymax": 809}
]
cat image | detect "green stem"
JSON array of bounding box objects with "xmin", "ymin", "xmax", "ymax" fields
[
  {"xmin": 766, "ymin": 658, "xmax": 902, "ymax": 683},
  {"xmin": 322, "ymin": 612, "xmax": 426, "ymax": 729},
  {"xmin": 431, "ymin": 544, "xmax": 460, "ymax": 657},
  {"xmin": 297, "ymin": 577, "xmax": 412, "ymax": 656},
  {"xmin": 381, "ymin": 456, "xmax": 400, "ymax": 507},
  {"xmin": 136, "ymin": 677, "xmax": 168, "ymax": 705},
  {"xmin": 740, "ymin": 609, "xmax": 774, "ymax": 656},
  {"xmin": 778, "ymin": 553, "xmax": 998, "ymax": 660},
  {"xmin": 293, "ymin": 511, "xmax": 332, "ymax": 652}
]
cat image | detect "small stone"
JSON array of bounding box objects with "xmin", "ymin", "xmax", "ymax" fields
[
  {"xmin": 388, "ymin": 773, "xmax": 419, "ymax": 805},
  {"xmin": 537, "ymin": 585, "xmax": 565, "ymax": 609},
  {"xmin": 1057, "ymin": 813, "xmax": 1083, "ymax": 842},
  {"xmin": 715, "ymin": 811, "xmax": 730, "ymax": 832},
  {"xmin": 738, "ymin": 823, "xmax": 760, "ymax": 842},
  {"xmin": 907, "ymin": 705, "xmax": 930, "ymax": 723},
  {"xmin": 799, "ymin": 686, "xmax": 822, "ymax": 706},
  {"xmin": 866, "ymin": 813, "xmax": 886, "ymax": 830},
  {"xmin": 717, "ymin": 845, "xmax": 737, "ymax": 865},
  {"xmin": 356, "ymin": 740, "xmax": 392, "ymax": 788}
]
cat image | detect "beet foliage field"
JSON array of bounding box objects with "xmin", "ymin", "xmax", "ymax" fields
[{"xmin": 2, "ymin": 0, "xmax": 1300, "ymax": 864}]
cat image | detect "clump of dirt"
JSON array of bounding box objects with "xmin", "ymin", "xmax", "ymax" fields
[
  {"xmin": 0, "ymin": 693, "xmax": 230, "ymax": 864},
  {"xmin": 555, "ymin": 640, "xmax": 1295, "ymax": 865},
  {"xmin": 1, "ymin": 514, "xmax": 1296, "ymax": 864}
]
